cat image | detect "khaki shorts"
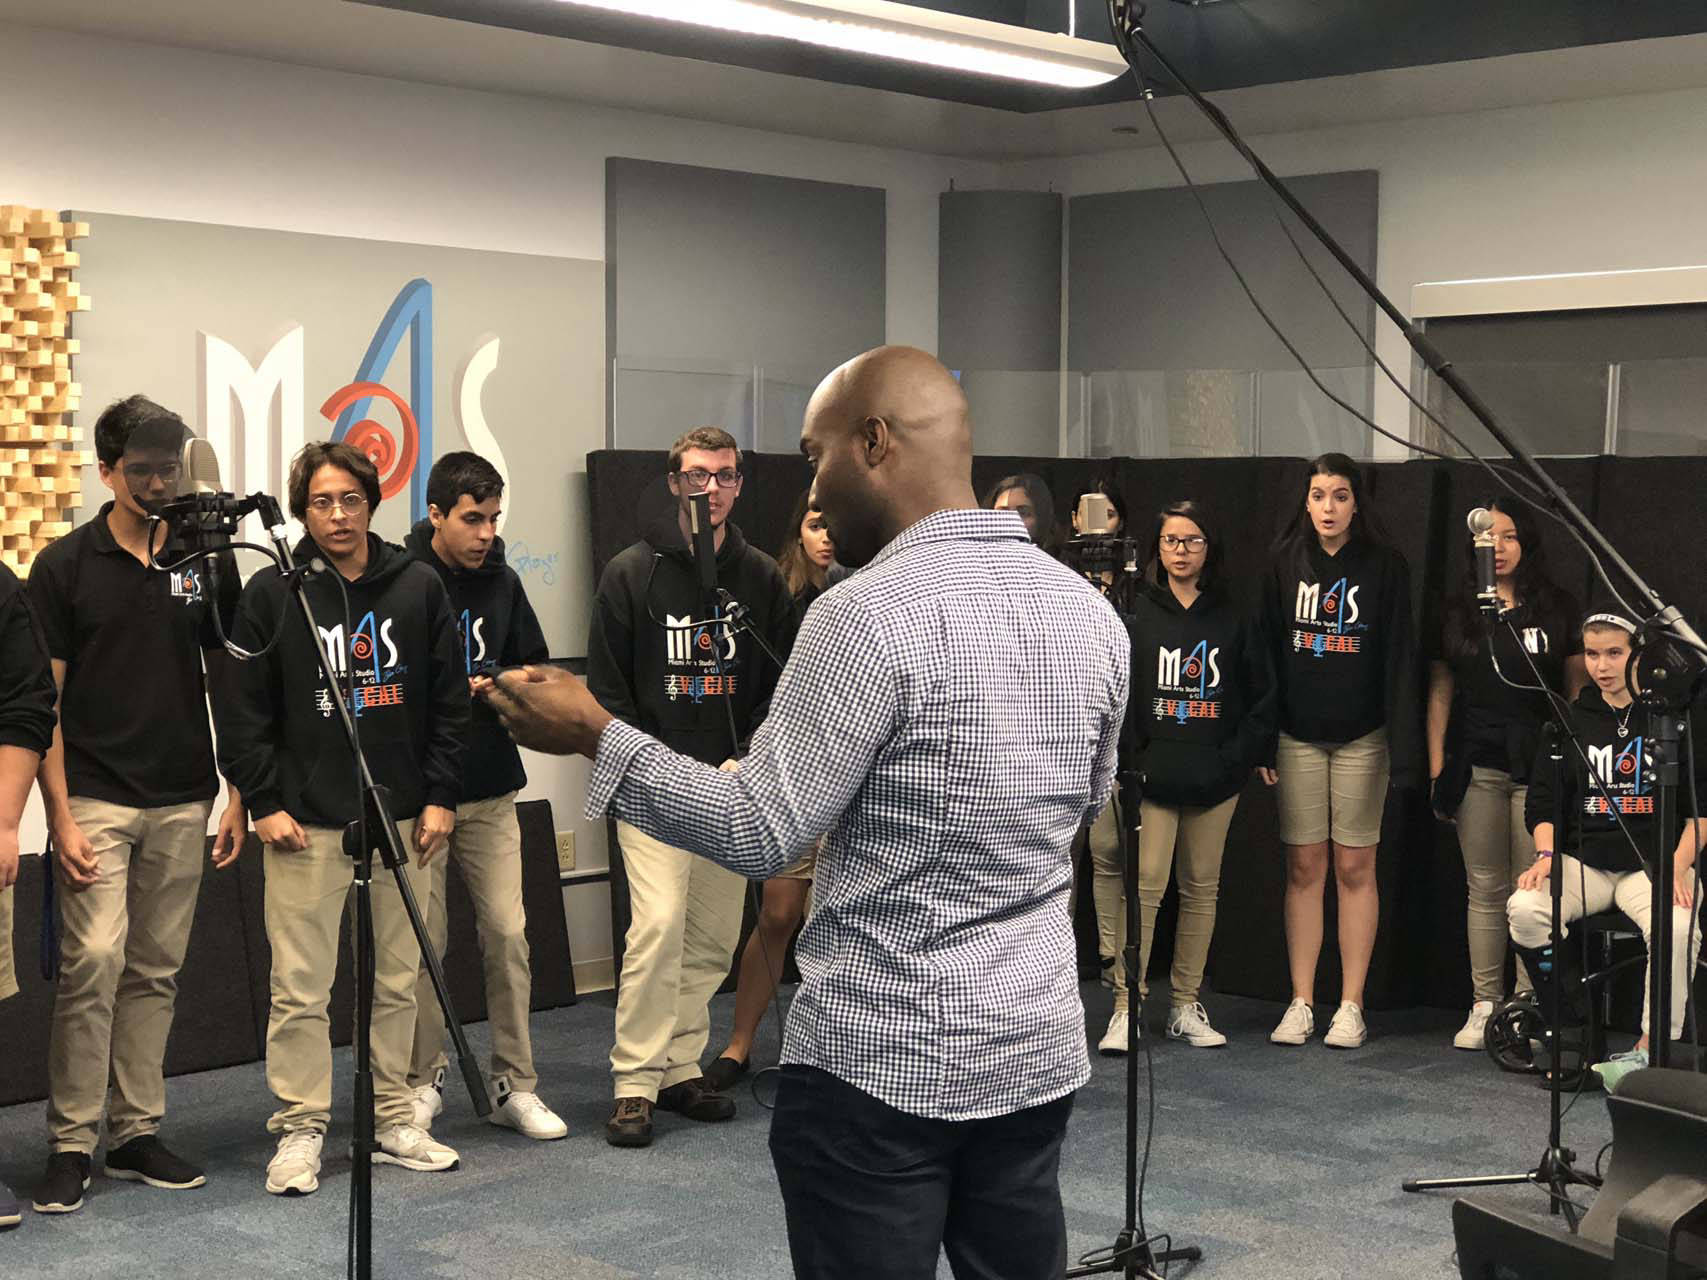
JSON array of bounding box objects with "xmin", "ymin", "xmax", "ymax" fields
[
  {"xmin": 774, "ymin": 839, "xmax": 819, "ymax": 881},
  {"xmin": 1275, "ymin": 728, "xmax": 1391, "ymax": 847},
  {"xmin": 0, "ymin": 882, "xmax": 15, "ymax": 1002}
]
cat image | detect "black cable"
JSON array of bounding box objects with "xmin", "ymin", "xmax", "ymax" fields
[
  {"xmin": 1106, "ymin": 5, "xmax": 1649, "ymax": 627},
  {"xmin": 1595, "ymin": 1139, "xmax": 1614, "ymax": 1182}
]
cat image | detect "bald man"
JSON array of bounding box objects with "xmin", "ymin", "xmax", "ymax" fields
[{"xmin": 479, "ymin": 346, "xmax": 1130, "ymax": 1280}]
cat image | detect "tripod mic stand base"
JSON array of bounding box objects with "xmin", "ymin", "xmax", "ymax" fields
[
  {"xmin": 1404, "ymin": 1147, "xmax": 1600, "ymax": 1229},
  {"xmin": 1067, "ymin": 1228, "xmax": 1202, "ymax": 1279}
]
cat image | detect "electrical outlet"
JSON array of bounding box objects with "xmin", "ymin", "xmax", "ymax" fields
[{"xmin": 555, "ymin": 830, "xmax": 576, "ymax": 874}]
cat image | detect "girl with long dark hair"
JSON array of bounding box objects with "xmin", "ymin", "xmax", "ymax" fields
[
  {"xmin": 1099, "ymin": 501, "xmax": 1275, "ymax": 1049},
  {"xmin": 1427, "ymin": 498, "xmax": 1584, "ymax": 1050},
  {"xmin": 1259, "ymin": 454, "xmax": 1421, "ymax": 1049},
  {"xmin": 704, "ymin": 487, "xmax": 832, "ymax": 1091}
]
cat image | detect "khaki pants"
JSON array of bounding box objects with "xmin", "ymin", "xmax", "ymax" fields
[
  {"xmin": 612, "ymin": 818, "xmax": 745, "ymax": 1101},
  {"xmin": 1, "ymin": 882, "xmax": 16, "ymax": 1002},
  {"xmin": 1508, "ymin": 855, "xmax": 1701, "ymax": 1039},
  {"xmin": 48, "ymin": 796, "xmax": 211, "ymax": 1154},
  {"xmin": 1459, "ymin": 767, "xmax": 1535, "ymax": 1002},
  {"xmin": 264, "ymin": 820, "xmax": 424, "ymax": 1134},
  {"xmin": 1091, "ymin": 794, "xmax": 1238, "ymax": 1011},
  {"xmin": 408, "ymin": 793, "xmax": 536, "ymax": 1093}
]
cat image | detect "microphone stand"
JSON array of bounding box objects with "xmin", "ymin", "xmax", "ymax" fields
[
  {"xmin": 1068, "ymin": 772, "xmax": 1201, "ymax": 1279},
  {"xmin": 151, "ymin": 491, "xmax": 490, "ymax": 1280},
  {"xmin": 1106, "ymin": 0, "xmax": 1707, "ymax": 1070}
]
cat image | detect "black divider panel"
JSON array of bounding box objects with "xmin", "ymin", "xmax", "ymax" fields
[
  {"xmin": 1595, "ymin": 457, "xmax": 1707, "ymax": 628},
  {"xmin": 1, "ymin": 858, "xmax": 57, "ymax": 1106}
]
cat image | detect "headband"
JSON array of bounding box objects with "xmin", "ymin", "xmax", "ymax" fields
[{"xmin": 1583, "ymin": 611, "xmax": 1638, "ymax": 635}]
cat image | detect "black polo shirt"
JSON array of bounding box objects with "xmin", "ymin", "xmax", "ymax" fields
[{"xmin": 28, "ymin": 503, "xmax": 236, "ymax": 809}]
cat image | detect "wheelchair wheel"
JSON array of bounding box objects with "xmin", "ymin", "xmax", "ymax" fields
[{"xmin": 1485, "ymin": 998, "xmax": 1542, "ymax": 1074}]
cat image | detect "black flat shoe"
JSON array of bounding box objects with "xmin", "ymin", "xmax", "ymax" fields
[
  {"xmin": 703, "ymin": 1055, "xmax": 749, "ymax": 1093},
  {"xmin": 656, "ymin": 1076, "xmax": 736, "ymax": 1122}
]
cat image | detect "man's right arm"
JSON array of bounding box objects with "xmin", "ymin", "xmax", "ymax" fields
[
  {"xmin": 214, "ymin": 575, "xmax": 302, "ymax": 849},
  {"xmin": 585, "ymin": 561, "xmax": 641, "ymax": 725},
  {"xmin": 25, "ymin": 552, "xmax": 98, "ymax": 887}
]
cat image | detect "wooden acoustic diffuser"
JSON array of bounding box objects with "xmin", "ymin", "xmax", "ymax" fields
[{"xmin": 0, "ymin": 206, "xmax": 90, "ymax": 575}]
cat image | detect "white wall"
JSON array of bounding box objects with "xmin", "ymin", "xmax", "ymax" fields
[
  {"xmin": 996, "ymin": 82, "xmax": 1707, "ymax": 459},
  {"xmin": 2, "ymin": 25, "xmax": 1002, "ymax": 988}
]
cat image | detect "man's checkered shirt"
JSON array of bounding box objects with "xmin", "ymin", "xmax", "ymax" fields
[{"xmin": 587, "ymin": 508, "xmax": 1130, "ymax": 1121}]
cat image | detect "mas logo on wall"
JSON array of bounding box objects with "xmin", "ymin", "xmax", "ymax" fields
[{"xmin": 68, "ymin": 213, "xmax": 603, "ymax": 649}]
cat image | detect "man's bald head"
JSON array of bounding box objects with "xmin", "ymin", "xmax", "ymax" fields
[{"xmin": 801, "ymin": 346, "xmax": 978, "ymax": 570}]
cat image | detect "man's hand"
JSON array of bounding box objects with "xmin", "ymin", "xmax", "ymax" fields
[
  {"xmin": 1675, "ymin": 864, "xmax": 1698, "ymax": 910},
  {"xmin": 1516, "ymin": 857, "xmax": 1552, "ymax": 893},
  {"xmin": 0, "ymin": 826, "xmax": 18, "ymax": 890},
  {"xmin": 212, "ymin": 799, "xmax": 248, "ymax": 870},
  {"xmin": 474, "ymin": 666, "xmax": 613, "ymax": 758},
  {"xmin": 414, "ymin": 804, "xmax": 454, "ymax": 866},
  {"xmin": 256, "ymin": 810, "xmax": 309, "ymax": 852},
  {"xmin": 1257, "ymin": 767, "xmax": 1278, "ymax": 787},
  {"xmin": 52, "ymin": 816, "xmax": 100, "ymax": 891}
]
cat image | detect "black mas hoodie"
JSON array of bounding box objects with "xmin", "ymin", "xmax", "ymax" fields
[
  {"xmin": 219, "ymin": 533, "xmax": 469, "ymax": 827},
  {"xmin": 405, "ymin": 520, "xmax": 549, "ymax": 803},
  {"xmin": 587, "ymin": 510, "xmax": 797, "ymax": 765},
  {"xmin": 1260, "ymin": 535, "xmax": 1423, "ymax": 787},
  {"xmin": 1124, "ymin": 579, "xmax": 1277, "ymax": 808},
  {"xmin": 1524, "ymin": 686, "xmax": 1707, "ymax": 875}
]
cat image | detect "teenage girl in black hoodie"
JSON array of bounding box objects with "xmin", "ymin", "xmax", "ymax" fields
[
  {"xmin": 1260, "ymin": 454, "xmax": 1421, "ymax": 1050},
  {"xmin": 1116, "ymin": 501, "xmax": 1276, "ymax": 1048}
]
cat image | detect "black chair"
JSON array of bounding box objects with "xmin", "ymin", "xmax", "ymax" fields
[{"xmin": 1454, "ymin": 1068, "xmax": 1707, "ymax": 1278}]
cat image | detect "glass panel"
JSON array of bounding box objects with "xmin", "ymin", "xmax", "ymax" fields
[
  {"xmin": 1078, "ymin": 370, "xmax": 1254, "ymax": 458},
  {"xmin": 612, "ymin": 357, "xmax": 753, "ymax": 451},
  {"xmin": 757, "ymin": 363, "xmax": 836, "ymax": 454},
  {"xmin": 1257, "ymin": 366, "xmax": 1373, "ymax": 458},
  {"xmin": 1615, "ymin": 357, "xmax": 1707, "ymax": 456},
  {"xmin": 1414, "ymin": 361, "xmax": 1609, "ymax": 459},
  {"xmin": 956, "ymin": 370, "xmax": 1064, "ymax": 457}
]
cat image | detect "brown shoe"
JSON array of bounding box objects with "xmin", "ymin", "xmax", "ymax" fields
[
  {"xmin": 606, "ymin": 1097, "xmax": 654, "ymax": 1148},
  {"xmin": 656, "ymin": 1076, "xmax": 736, "ymax": 1122}
]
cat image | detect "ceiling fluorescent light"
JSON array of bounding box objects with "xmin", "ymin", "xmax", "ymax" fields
[{"xmin": 550, "ymin": 0, "xmax": 1130, "ymax": 88}]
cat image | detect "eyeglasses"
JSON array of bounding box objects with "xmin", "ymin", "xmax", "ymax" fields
[
  {"xmin": 677, "ymin": 467, "xmax": 742, "ymax": 492},
  {"xmin": 307, "ymin": 492, "xmax": 369, "ymax": 516},
  {"xmin": 1160, "ymin": 534, "xmax": 1207, "ymax": 552},
  {"xmin": 121, "ymin": 462, "xmax": 180, "ymax": 483}
]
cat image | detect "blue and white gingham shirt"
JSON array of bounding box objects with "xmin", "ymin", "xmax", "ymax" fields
[{"xmin": 587, "ymin": 508, "xmax": 1130, "ymax": 1121}]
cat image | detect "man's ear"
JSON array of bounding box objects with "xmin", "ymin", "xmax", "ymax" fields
[
  {"xmin": 665, "ymin": 473, "xmax": 681, "ymax": 497},
  {"xmin": 427, "ymin": 503, "xmax": 445, "ymax": 530},
  {"xmin": 861, "ymin": 416, "xmax": 892, "ymax": 467}
]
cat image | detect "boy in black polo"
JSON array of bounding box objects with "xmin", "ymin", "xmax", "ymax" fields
[
  {"xmin": 27, "ymin": 396, "xmax": 246, "ymax": 1215},
  {"xmin": 402, "ymin": 451, "xmax": 566, "ymax": 1141}
]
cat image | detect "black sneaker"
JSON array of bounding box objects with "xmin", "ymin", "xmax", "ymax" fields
[
  {"xmin": 606, "ymin": 1097, "xmax": 654, "ymax": 1148},
  {"xmin": 32, "ymin": 1152, "xmax": 91, "ymax": 1214},
  {"xmin": 103, "ymin": 1136, "xmax": 206, "ymax": 1190},
  {"xmin": 656, "ymin": 1076, "xmax": 736, "ymax": 1123},
  {"xmin": 702, "ymin": 1056, "xmax": 749, "ymax": 1093},
  {"xmin": 1, "ymin": 1183, "xmax": 20, "ymax": 1230}
]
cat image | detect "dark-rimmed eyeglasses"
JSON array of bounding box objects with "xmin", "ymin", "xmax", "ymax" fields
[
  {"xmin": 677, "ymin": 468, "xmax": 742, "ymax": 492},
  {"xmin": 1160, "ymin": 534, "xmax": 1207, "ymax": 552}
]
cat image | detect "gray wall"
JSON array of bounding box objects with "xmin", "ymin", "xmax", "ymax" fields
[
  {"xmin": 939, "ymin": 189, "xmax": 1063, "ymax": 457},
  {"xmin": 1067, "ymin": 169, "xmax": 1378, "ymax": 457},
  {"xmin": 605, "ymin": 158, "xmax": 886, "ymax": 452}
]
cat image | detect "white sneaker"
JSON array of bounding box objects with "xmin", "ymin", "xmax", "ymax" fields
[
  {"xmin": 1270, "ymin": 998, "xmax": 1315, "ymax": 1045},
  {"xmin": 1167, "ymin": 1002, "xmax": 1229, "ymax": 1048},
  {"xmin": 1097, "ymin": 1009, "xmax": 1135, "ymax": 1055},
  {"xmin": 1454, "ymin": 1000, "xmax": 1495, "ymax": 1050},
  {"xmin": 409, "ymin": 1068, "xmax": 444, "ymax": 1131},
  {"xmin": 489, "ymin": 1086, "xmax": 568, "ymax": 1141},
  {"xmin": 1324, "ymin": 1001, "xmax": 1367, "ymax": 1049},
  {"xmin": 372, "ymin": 1124, "xmax": 459, "ymax": 1173},
  {"xmin": 265, "ymin": 1130, "xmax": 323, "ymax": 1197}
]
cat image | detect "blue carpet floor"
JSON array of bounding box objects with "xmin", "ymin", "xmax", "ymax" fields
[{"xmin": 0, "ymin": 983, "xmax": 1617, "ymax": 1278}]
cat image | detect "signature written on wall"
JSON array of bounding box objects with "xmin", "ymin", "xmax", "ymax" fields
[{"xmin": 507, "ymin": 542, "xmax": 560, "ymax": 587}]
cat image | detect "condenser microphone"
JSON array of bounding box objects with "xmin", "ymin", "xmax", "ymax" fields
[
  {"xmin": 182, "ymin": 434, "xmax": 222, "ymax": 496},
  {"xmin": 688, "ymin": 490, "xmax": 718, "ymax": 616},
  {"xmin": 1467, "ymin": 507, "xmax": 1499, "ymax": 617}
]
